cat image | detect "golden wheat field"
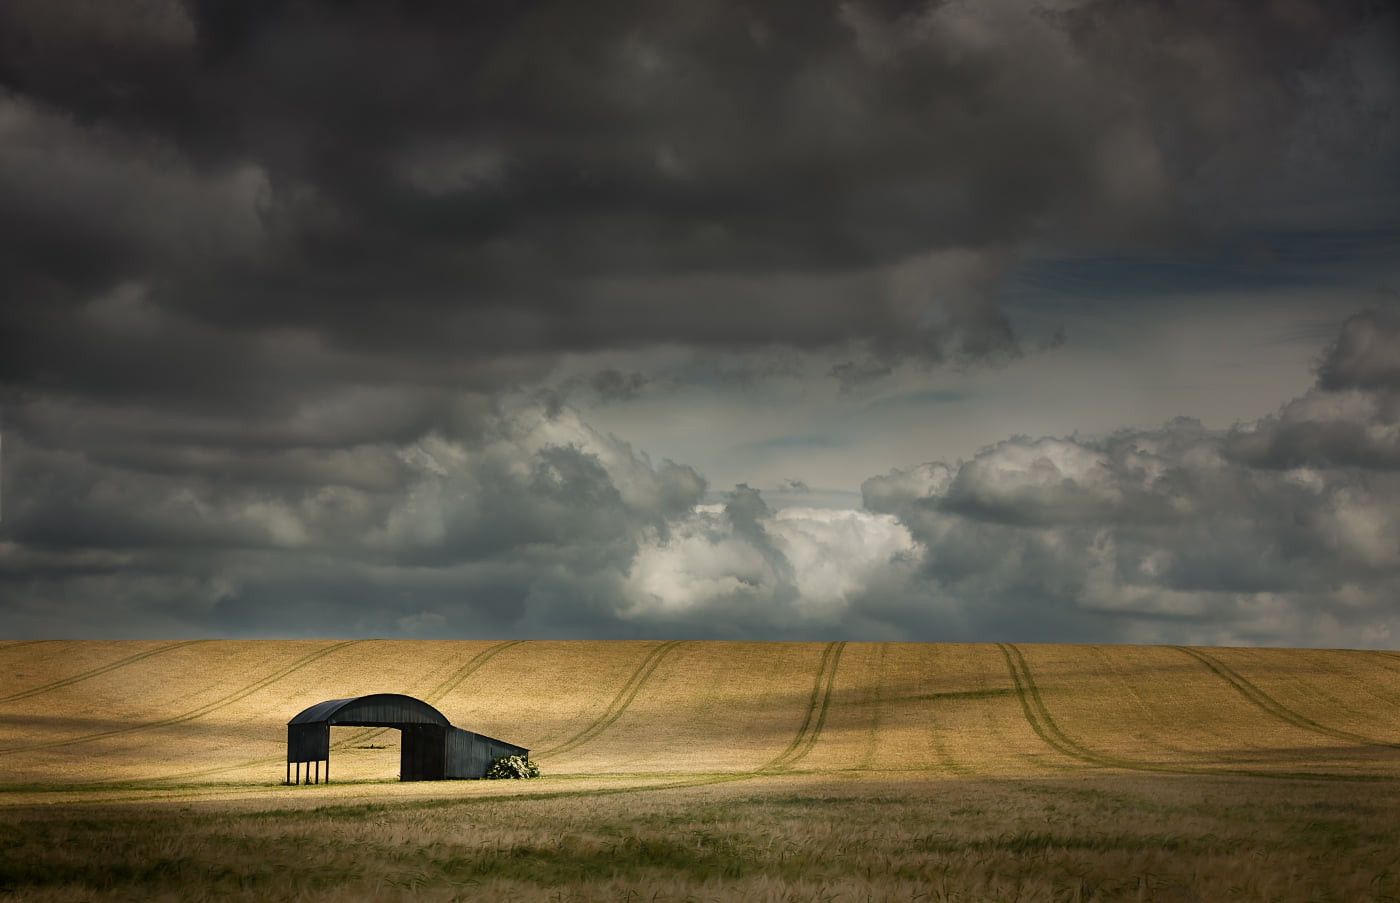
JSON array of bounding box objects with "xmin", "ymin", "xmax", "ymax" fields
[{"xmin": 2, "ymin": 639, "xmax": 1400, "ymax": 901}]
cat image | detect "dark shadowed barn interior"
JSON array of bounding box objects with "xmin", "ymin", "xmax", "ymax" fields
[{"xmin": 286, "ymin": 693, "xmax": 528, "ymax": 783}]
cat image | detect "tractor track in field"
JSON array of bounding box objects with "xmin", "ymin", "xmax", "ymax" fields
[
  {"xmin": 151, "ymin": 639, "xmax": 836, "ymax": 793},
  {"xmin": 0, "ymin": 642, "xmax": 526, "ymax": 782},
  {"xmin": 535, "ymin": 641, "xmax": 684, "ymax": 759},
  {"xmin": 998, "ymin": 643, "xmax": 1397, "ymax": 783},
  {"xmin": 998, "ymin": 643, "xmax": 1124, "ymax": 771},
  {"xmin": 0, "ymin": 641, "xmax": 209, "ymax": 704},
  {"xmin": 1350, "ymin": 650, "xmax": 1400, "ymax": 696},
  {"xmin": 7, "ymin": 640, "xmax": 1400, "ymax": 796},
  {"xmin": 104, "ymin": 641, "xmax": 528, "ymax": 782},
  {"xmin": 420, "ymin": 640, "xmax": 527, "ymax": 705},
  {"xmin": 331, "ymin": 640, "xmax": 525, "ymax": 751},
  {"xmin": 1172, "ymin": 646, "xmax": 1400, "ymax": 749},
  {"xmin": 0, "ymin": 641, "xmax": 47, "ymax": 653},
  {"xmin": 760, "ymin": 641, "xmax": 845, "ymax": 772},
  {"xmin": 0, "ymin": 640, "xmax": 363, "ymax": 756},
  {"xmin": 1368, "ymin": 650, "xmax": 1400, "ymax": 667}
]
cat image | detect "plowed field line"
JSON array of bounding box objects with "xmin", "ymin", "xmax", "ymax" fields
[
  {"xmin": 0, "ymin": 640, "xmax": 363, "ymax": 756},
  {"xmin": 999, "ymin": 643, "xmax": 1396, "ymax": 783},
  {"xmin": 1173, "ymin": 646, "xmax": 1399, "ymax": 749},
  {"xmin": 331, "ymin": 640, "xmax": 525, "ymax": 750},
  {"xmin": 0, "ymin": 641, "xmax": 209, "ymax": 704},
  {"xmin": 760, "ymin": 641, "xmax": 845, "ymax": 772},
  {"xmin": 535, "ymin": 641, "xmax": 684, "ymax": 759}
]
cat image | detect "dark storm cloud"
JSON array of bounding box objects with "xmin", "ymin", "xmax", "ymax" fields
[
  {"xmin": 862, "ymin": 311, "xmax": 1400, "ymax": 647},
  {"xmin": 1227, "ymin": 390, "xmax": 1400, "ymax": 472},
  {"xmin": 6, "ymin": 311, "xmax": 1400, "ymax": 643},
  {"xmin": 3, "ymin": 0, "xmax": 1390, "ymax": 402},
  {"xmin": 0, "ymin": 402, "xmax": 709, "ymax": 636},
  {"xmin": 1229, "ymin": 309, "xmax": 1400, "ymax": 470},
  {"xmin": 586, "ymin": 369, "xmax": 651, "ymax": 402},
  {"xmin": 1, "ymin": 1, "xmax": 1397, "ymax": 640},
  {"xmin": 1317, "ymin": 308, "xmax": 1400, "ymax": 392}
]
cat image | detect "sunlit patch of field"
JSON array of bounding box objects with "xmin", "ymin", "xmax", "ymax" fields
[
  {"xmin": 4, "ymin": 639, "xmax": 1400, "ymax": 789},
  {"xmin": 797, "ymin": 643, "xmax": 1080, "ymax": 776},
  {"xmin": 538, "ymin": 641, "xmax": 848, "ymax": 775},
  {"xmin": 1188, "ymin": 646, "xmax": 1400, "ymax": 744},
  {"xmin": 4, "ymin": 639, "xmax": 1400, "ymax": 788},
  {"xmin": 3, "ymin": 639, "xmax": 1400, "ymax": 900},
  {"xmin": 440, "ymin": 640, "xmax": 669, "ymax": 758},
  {"xmin": 0, "ymin": 640, "xmax": 516, "ymax": 786},
  {"xmin": 1009, "ymin": 643, "xmax": 1400, "ymax": 777}
]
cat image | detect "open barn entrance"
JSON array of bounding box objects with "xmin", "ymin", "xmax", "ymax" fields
[
  {"xmin": 285, "ymin": 693, "xmax": 529, "ymax": 784},
  {"xmin": 327, "ymin": 725, "xmax": 401, "ymax": 782}
]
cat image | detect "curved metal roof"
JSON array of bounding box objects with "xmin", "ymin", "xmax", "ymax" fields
[{"xmin": 287, "ymin": 693, "xmax": 451, "ymax": 728}]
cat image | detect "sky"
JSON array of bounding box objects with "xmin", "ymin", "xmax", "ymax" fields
[{"xmin": 2, "ymin": 0, "xmax": 1399, "ymax": 646}]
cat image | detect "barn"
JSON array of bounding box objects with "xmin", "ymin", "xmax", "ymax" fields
[{"xmin": 286, "ymin": 693, "xmax": 528, "ymax": 784}]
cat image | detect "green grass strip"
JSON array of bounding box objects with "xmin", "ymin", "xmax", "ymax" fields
[{"xmin": 0, "ymin": 770, "xmax": 770, "ymax": 812}]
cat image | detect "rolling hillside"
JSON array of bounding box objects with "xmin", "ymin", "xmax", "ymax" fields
[{"xmin": 2, "ymin": 640, "xmax": 1399, "ymax": 800}]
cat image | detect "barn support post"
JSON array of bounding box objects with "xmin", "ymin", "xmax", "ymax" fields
[{"xmin": 285, "ymin": 761, "xmax": 290, "ymax": 785}]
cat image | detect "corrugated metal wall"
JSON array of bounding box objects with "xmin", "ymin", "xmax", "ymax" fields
[
  {"xmin": 445, "ymin": 727, "xmax": 483, "ymax": 779},
  {"xmin": 445, "ymin": 727, "xmax": 529, "ymax": 779},
  {"xmin": 287, "ymin": 722, "xmax": 329, "ymax": 763}
]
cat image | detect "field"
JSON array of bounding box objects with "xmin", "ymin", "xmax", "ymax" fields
[{"xmin": 2, "ymin": 640, "xmax": 1400, "ymax": 901}]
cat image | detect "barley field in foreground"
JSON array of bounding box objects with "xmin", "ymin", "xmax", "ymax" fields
[{"xmin": 2, "ymin": 640, "xmax": 1399, "ymax": 901}]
